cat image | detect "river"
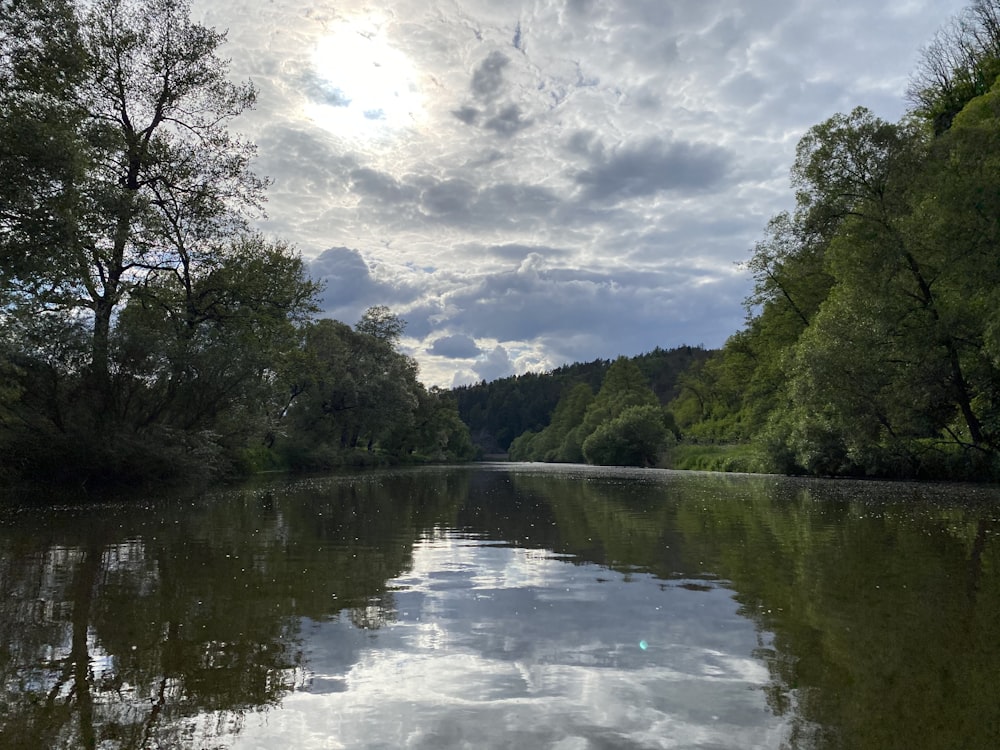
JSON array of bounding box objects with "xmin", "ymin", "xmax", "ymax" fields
[{"xmin": 1, "ymin": 463, "xmax": 998, "ymax": 749}]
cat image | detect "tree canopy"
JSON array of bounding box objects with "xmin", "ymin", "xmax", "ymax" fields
[
  {"xmin": 668, "ymin": 0, "xmax": 1000, "ymax": 480},
  {"xmin": 507, "ymin": 355, "xmax": 681, "ymax": 467},
  {"xmin": 0, "ymin": 0, "xmax": 472, "ymax": 485}
]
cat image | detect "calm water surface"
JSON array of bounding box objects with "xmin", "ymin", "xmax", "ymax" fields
[{"xmin": 1, "ymin": 464, "xmax": 999, "ymax": 749}]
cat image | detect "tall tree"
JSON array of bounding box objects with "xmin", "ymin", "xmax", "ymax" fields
[
  {"xmin": 580, "ymin": 356, "xmax": 658, "ymax": 440},
  {"xmin": 277, "ymin": 316, "xmax": 473, "ymax": 469},
  {"xmin": 0, "ymin": 0, "xmax": 322, "ymax": 482},
  {"xmin": 908, "ymin": 0, "xmax": 1000, "ymax": 133},
  {"xmin": 1, "ymin": 0, "xmax": 264, "ymax": 412}
]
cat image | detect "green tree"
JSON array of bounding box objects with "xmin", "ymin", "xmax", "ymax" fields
[
  {"xmin": 908, "ymin": 0, "xmax": 1000, "ymax": 133},
  {"xmin": 580, "ymin": 357, "xmax": 658, "ymax": 439},
  {"xmin": 581, "ymin": 404, "xmax": 672, "ymax": 467},
  {"xmin": 0, "ymin": 0, "xmax": 325, "ymax": 482},
  {"xmin": 401, "ymin": 387, "xmax": 476, "ymax": 462},
  {"xmin": 780, "ymin": 103, "xmax": 999, "ymax": 475},
  {"xmin": 113, "ymin": 236, "xmax": 319, "ymax": 442},
  {"xmin": 355, "ymin": 304, "xmax": 406, "ymax": 344},
  {"xmin": 278, "ymin": 316, "xmax": 472, "ymax": 468},
  {"xmin": 512, "ymin": 382, "xmax": 593, "ymax": 462},
  {"xmin": 1, "ymin": 0, "xmax": 265, "ymax": 401}
]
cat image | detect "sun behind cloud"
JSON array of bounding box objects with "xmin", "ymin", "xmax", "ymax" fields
[{"xmin": 305, "ymin": 16, "xmax": 426, "ymax": 141}]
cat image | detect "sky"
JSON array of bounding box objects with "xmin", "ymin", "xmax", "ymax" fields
[{"xmin": 190, "ymin": 0, "xmax": 968, "ymax": 388}]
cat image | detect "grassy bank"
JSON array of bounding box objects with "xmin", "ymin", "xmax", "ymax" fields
[{"xmin": 666, "ymin": 443, "xmax": 767, "ymax": 473}]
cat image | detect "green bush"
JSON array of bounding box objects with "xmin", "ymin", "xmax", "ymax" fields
[
  {"xmin": 668, "ymin": 443, "xmax": 768, "ymax": 473},
  {"xmin": 582, "ymin": 405, "xmax": 670, "ymax": 467}
]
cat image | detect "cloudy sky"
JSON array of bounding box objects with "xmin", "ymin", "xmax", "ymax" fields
[{"xmin": 191, "ymin": 0, "xmax": 966, "ymax": 387}]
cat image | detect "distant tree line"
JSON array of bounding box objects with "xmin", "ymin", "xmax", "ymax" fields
[
  {"xmin": 455, "ymin": 347, "xmax": 710, "ymax": 465},
  {"xmin": 0, "ymin": 0, "xmax": 472, "ymax": 486},
  {"xmin": 667, "ymin": 0, "xmax": 1000, "ymax": 480}
]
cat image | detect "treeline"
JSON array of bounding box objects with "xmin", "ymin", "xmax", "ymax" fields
[
  {"xmin": 669, "ymin": 0, "xmax": 1000, "ymax": 480},
  {"xmin": 454, "ymin": 346, "xmax": 710, "ymax": 462},
  {"xmin": 0, "ymin": 0, "xmax": 472, "ymax": 486}
]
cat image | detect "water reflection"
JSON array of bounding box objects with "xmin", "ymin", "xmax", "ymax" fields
[
  {"xmin": 0, "ymin": 471, "xmax": 468, "ymax": 749},
  {"xmin": 1, "ymin": 465, "xmax": 999, "ymax": 749},
  {"xmin": 239, "ymin": 537, "xmax": 781, "ymax": 749}
]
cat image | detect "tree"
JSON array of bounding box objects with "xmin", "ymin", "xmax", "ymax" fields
[
  {"xmin": 355, "ymin": 305, "xmax": 405, "ymax": 345},
  {"xmin": 581, "ymin": 404, "xmax": 671, "ymax": 467},
  {"xmin": 792, "ymin": 105, "xmax": 997, "ymax": 464},
  {"xmin": 580, "ymin": 357, "xmax": 658, "ymax": 439},
  {"xmin": 511, "ymin": 382, "xmax": 593, "ymax": 462},
  {"xmin": 0, "ymin": 0, "xmax": 321, "ymax": 482},
  {"xmin": 277, "ymin": 318, "xmax": 473, "ymax": 468},
  {"xmin": 401, "ymin": 387, "xmax": 476, "ymax": 462},
  {"xmin": 747, "ymin": 94, "xmax": 1000, "ymax": 477},
  {"xmin": 665, "ymin": 2, "xmax": 1000, "ymax": 479},
  {"xmin": 113, "ymin": 236, "xmax": 319, "ymax": 441},
  {"xmin": 908, "ymin": 0, "xmax": 1000, "ymax": 133},
  {"xmin": 1, "ymin": 0, "xmax": 263, "ymax": 409}
]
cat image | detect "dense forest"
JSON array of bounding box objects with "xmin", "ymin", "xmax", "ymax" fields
[
  {"xmin": 485, "ymin": 0, "xmax": 1000, "ymax": 480},
  {"xmin": 0, "ymin": 0, "xmax": 473, "ymax": 486},
  {"xmin": 667, "ymin": 0, "xmax": 1000, "ymax": 480},
  {"xmin": 453, "ymin": 346, "xmax": 710, "ymax": 463}
]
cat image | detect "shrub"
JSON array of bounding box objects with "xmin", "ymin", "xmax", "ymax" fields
[{"xmin": 582, "ymin": 405, "xmax": 671, "ymax": 467}]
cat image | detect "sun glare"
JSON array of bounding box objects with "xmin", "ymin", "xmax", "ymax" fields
[{"xmin": 306, "ymin": 19, "xmax": 425, "ymax": 140}]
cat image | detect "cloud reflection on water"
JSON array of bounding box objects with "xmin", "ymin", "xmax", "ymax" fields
[{"xmin": 227, "ymin": 533, "xmax": 790, "ymax": 749}]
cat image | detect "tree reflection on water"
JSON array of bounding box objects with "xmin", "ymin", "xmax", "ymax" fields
[
  {"xmin": 0, "ymin": 471, "xmax": 467, "ymax": 749},
  {"xmin": 1, "ymin": 466, "xmax": 999, "ymax": 749}
]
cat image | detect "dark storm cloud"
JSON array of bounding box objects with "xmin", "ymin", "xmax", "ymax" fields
[
  {"xmin": 457, "ymin": 50, "xmax": 533, "ymax": 137},
  {"xmin": 473, "ymin": 345, "xmax": 515, "ymax": 381},
  {"xmin": 471, "ymin": 50, "xmax": 511, "ymax": 99},
  {"xmin": 345, "ymin": 166, "xmax": 564, "ymax": 231},
  {"xmin": 407, "ymin": 256, "xmax": 750, "ymax": 381},
  {"xmin": 419, "ymin": 178, "xmax": 476, "ymax": 216},
  {"xmin": 574, "ymin": 137, "xmax": 735, "ymax": 202},
  {"xmin": 417, "ymin": 180, "xmax": 561, "ymax": 228},
  {"xmin": 311, "ymin": 247, "xmax": 375, "ymax": 307},
  {"xmin": 427, "ymin": 334, "xmax": 483, "ymax": 358},
  {"xmin": 439, "ymin": 260, "xmax": 748, "ymax": 348}
]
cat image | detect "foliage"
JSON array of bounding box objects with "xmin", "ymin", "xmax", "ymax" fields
[
  {"xmin": 507, "ymin": 356, "xmax": 680, "ymax": 467},
  {"xmin": 355, "ymin": 304, "xmax": 406, "ymax": 344},
  {"xmin": 908, "ymin": 0, "xmax": 1000, "ymax": 133},
  {"xmin": 669, "ymin": 1, "xmax": 1000, "ymax": 480},
  {"xmin": 667, "ymin": 442, "xmax": 765, "ymax": 473},
  {"xmin": 273, "ymin": 314, "xmax": 473, "ymax": 471},
  {"xmin": 0, "ymin": 1, "xmax": 470, "ymax": 485},
  {"xmin": 457, "ymin": 346, "xmax": 710, "ymax": 456},
  {"xmin": 581, "ymin": 404, "xmax": 673, "ymax": 467}
]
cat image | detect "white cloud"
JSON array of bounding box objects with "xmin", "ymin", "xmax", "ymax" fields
[{"xmin": 191, "ymin": 0, "xmax": 968, "ymax": 386}]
